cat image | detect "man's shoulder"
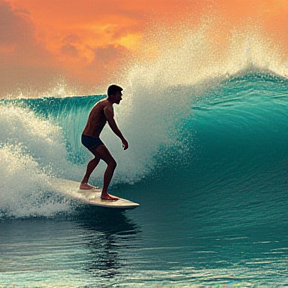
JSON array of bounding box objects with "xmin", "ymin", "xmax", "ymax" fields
[
  {"xmin": 93, "ymin": 99, "xmax": 113, "ymax": 118},
  {"xmin": 102, "ymin": 99, "xmax": 113, "ymax": 111},
  {"xmin": 94, "ymin": 99, "xmax": 109, "ymax": 109}
]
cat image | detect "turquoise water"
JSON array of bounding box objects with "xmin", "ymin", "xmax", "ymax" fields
[{"xmin": 0, "ymin": 71, "xmax": 288, "ymax": 287}]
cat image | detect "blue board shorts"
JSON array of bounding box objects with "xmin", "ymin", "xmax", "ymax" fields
[{"xmin": 81, "ymin": 134, "xmax": 104, "ymax": 149}]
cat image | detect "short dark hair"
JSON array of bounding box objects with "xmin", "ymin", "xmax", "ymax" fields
[{"xmin": 107, "ymin": 84, "xmax": 123, "ymax": 96}]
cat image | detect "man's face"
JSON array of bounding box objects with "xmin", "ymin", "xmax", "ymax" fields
[{"xmin": 114, "ymin": 91, "xmax": 122, "ymax": 104}]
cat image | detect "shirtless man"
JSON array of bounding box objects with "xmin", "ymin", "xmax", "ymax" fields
[{"xmin": 80, "ymin": 84, "xmax": 128, "ymax": 200}]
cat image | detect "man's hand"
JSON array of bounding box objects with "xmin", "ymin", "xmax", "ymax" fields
[{"xmin": 122, "ymin": 138, "xmax": 129, "ymax": 150}]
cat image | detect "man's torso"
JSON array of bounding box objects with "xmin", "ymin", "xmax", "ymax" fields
[{"xmin": 82, "ymin": 99, "xmax": 113, "ymax": 138}]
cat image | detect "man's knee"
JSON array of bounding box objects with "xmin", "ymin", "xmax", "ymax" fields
[
  {"xmin": 93, "ymin": 156, "xmax": 100, "ymax": 162},
  {"xmin": 108, "ymin": 159, "xmax": 117, "ymax": 169}
]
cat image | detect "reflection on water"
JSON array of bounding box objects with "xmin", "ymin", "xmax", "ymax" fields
[
  {"xmin": 76, "ymin": 207, "xmax": 140, "ymax": 279},
  {"xmin": 0, "ymin": 208, "xmax": 141, "ymax": 287}
]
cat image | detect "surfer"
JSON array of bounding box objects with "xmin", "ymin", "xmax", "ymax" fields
[{"xmin": 80, "ymin": 84, "xmax": 128, "ymax": 200}]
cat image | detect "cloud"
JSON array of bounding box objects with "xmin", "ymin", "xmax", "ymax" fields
[
  {"xmin": 0, "ymin": 0, "xmax": 146, "ymax": 96},
  {"xmin": 0, "ymin": 0, "xmax": 61, "ymax": 96},
  {"xmin": 0, "ymin": 1, "xmax": 31, "ymax": 46},
  {"xmin": 86, "ymin": 44, "xmax": 129, "ymax": 77}
]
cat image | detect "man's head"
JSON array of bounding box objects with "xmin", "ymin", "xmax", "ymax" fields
[{"xmin": 107, "ymin": 84, "xmax": 123, "ymax": 104}]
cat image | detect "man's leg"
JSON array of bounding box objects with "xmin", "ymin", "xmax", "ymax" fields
[
  {"xmin": 95, "ymin": 145, "xmax": 118, "ymax": 200},
  {"xmin": 80, "ymin": 151, "xmax": 101, "ymax": 189}
]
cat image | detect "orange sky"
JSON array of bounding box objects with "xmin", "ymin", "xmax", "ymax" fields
[{"xmin": 0, "ymin": 0, "xmax": 287, "ymax": 97}]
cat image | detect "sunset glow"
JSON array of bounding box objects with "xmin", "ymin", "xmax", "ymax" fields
[{"xmin": 1, "ymin": 0, "xmax": 287, "ymax": 97}]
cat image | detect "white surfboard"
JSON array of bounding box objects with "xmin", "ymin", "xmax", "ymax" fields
[{"xmin": 49, "ymin": 178, "xmax": 139, "ymax": 209}]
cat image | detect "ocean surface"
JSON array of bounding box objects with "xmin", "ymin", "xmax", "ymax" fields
[{"xmin": 0, "ymin": 68, "xmax": 288, "ymax": 287}]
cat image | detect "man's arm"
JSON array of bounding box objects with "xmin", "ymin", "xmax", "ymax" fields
[{"xmin": 104, "ymin": 106, "xmax": 128, "ymax": 150}]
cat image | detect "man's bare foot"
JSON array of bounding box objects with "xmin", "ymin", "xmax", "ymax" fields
[
  {"xmin": 101, "ymin": 193, "xmax": 119, "ymax": 201},
  {"xmin": 79, "ymin": 183, "xmax": 95, "ymax": 190}
]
